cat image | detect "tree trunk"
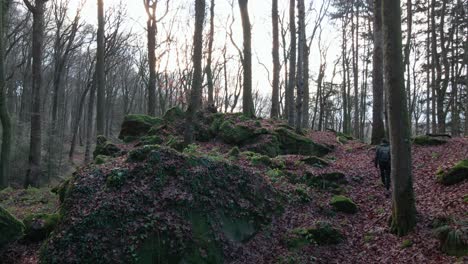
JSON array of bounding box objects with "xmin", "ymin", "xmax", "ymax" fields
[
  {"xmin": 0, "ymin": 0, "xmax": 12, "ymax": 189},
  {"xmin": 24, "ymin": 0, "xmax": 46, "ymax": 188},
  {"xmin": 286, "ymin": 0, "xmax": 296, "ymax": 125},
  {"xmin": 352, "ymin": 1, "xmax": 360, "ymax": 138},
  {"xmin": 147, "ymin": 14, "xmax": 157, "ymax": 116},
  {"xmin": 184, "ymin": 0, "xmax": 206, "ymax": 144},
  {"xmin": 295, "ymin": 0, "xmax": 305, "ymax": 132},
  {"xmin": 425, "ymin": 0, "xmax": 430, "ymax": 134},
  {"xmin": 371, "ymin": 0, "xmax": 385, "ymax": 145},
  {"xmin": 303, "ymin": 43, "xmax": 310, "ymax": 127},
  {"xmin": 239, "ymin": 0, "xmax": 254, "ymax": 117},
  {"xmin": 382, "ymin": 0, "xmax": 416, "ymax": 236},
  {"xmin": 270, "ymin": 0, "xmax": 280, "ymax": 119},
  {"xmin": 96, "ymin": 0, "xmax": 105, "ymax": 135},
  {"xmin": 206, "ymin": 0, "xmax": 215, "ymax": 106}
]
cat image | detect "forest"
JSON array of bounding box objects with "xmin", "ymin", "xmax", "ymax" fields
[{"xmin": 0, "ymin": 0, "xmax": 466, "ymax": 263}]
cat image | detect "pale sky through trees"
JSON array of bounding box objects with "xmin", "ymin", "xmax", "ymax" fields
[{"xmin": 67, "ymin": 0, "xmax": 339, "ymax": 95}]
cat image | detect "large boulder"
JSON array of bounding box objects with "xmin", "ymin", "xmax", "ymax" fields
[
  {"xmin": 119, "ymin": 114, "xmax": 163, "ymax": 140},
  {"xmin": 23, "ymin": 213, "xmax": 60, "ymax": 242},
  {"xmin": 0, "ymin": 205, "xmax": 24, "ymax": 250},
  {"xmin": 218, "ymin": 120, "xmax": 256, "ymax": 145},
  {"xmin": 330, "ymin": 195, "xmax": 358, "ymax": 214},
  {"xmin": 93, "ymin": 135, "xmax": 121, "ymax": 159},
  {"xmin": 40, "ymin": 146, "xmax": 281, "ymax": 264},
  {"xmin": 413, "ymin": 135, "xmax": 447, "ymax": 146},
  {"xmin": 275, "ymin": 128, "xmax": 331, "ymax": 156},
  {"xmin": 436, "ymin": 160, "xmax": 468, "ymax": 185}
]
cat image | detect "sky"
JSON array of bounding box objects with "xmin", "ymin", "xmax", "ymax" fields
[{"xmin": 69, "ymin": 0, "xmax": 340, "ymax": 95}]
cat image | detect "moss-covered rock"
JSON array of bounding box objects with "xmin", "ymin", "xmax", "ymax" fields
[
  {"xmin": 94, "ymin": 155, "xmax": 110, "ymax": 165},
  {"xmin": 337, "ymin": 136, "xmax": 349, "ymax": 144},
  {"xmin": 243, "ymin": 134, "xmax": 281, "ymax": 157},
  {"xmin": 286, "ymin": 222, "xmax": 343, "ymax": 249},
  {"xmin": 413, "ymin": 135, "xmax": 447, "ymax": 146},
  {"xmin": 249, "ymin": 154, "xmax": 272, "ymax": 166},
  {"xmin": 436, "ymin": 160, "xmax": 468, "ymax": 185},
  {"xmin": 139, "ymin": 135, "xmax": 164, "ymax": 146},
  {"xmin": 275, "ymin": 128, "xmax": 331, "ymax": 156},
  {"xmin": 165, "ymin": 136, "xmax": 186, "ymax": 152},
  {"xmin": 0, "ymin": 205, "xmax": 24, "ymax": 249},
  {"xmin": 218, "ymin": 120, "xmax": 255, "ymax": 145},
  {"xmin": 330, "ymin": 195, "xmax": 358, "ymax": 214},
  {"xmin": 23, "ymin": 213, "xmax": 60, "ymax": 242},
  {"xmin": 434, "ymin": 224, "xmax": 467, "ymax": 257},
  {"xmin": 93, "ymin": 136, "xmax": 121, "ymax": 158},
  {"xmin": 119, "ymin": 114, "xmax": 163, "ymax": 139},
  {"xmin": 301, "ymin": 156, "xmax": 330, "ymax": 167},
  {"xmin": 163, "ymin": 107, "xmax": 185, "ymax": 123},
  {"xmin": 227, "ymin": 147, "xmax": 241, "ymax": 158},
  {"xmin": 336, "ymin": 132, "xmax": 354, "ymax": 140},
  {"xmin": 127, "ymin": 145, "xmax": 161, "ymax": 163},
  {"xmin": 40, "ymin": 146, "xmax": 282, "ymax": 264}
]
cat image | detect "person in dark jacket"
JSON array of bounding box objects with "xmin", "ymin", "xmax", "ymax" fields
[{"xmin": 375, "ymin": 139, "xmax": 391, "ymax": 190}]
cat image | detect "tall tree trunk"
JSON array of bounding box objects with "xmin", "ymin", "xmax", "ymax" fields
[
  {"xmin": 184, "ymin": 0, "xmax": 206, "ymax": 144},
  {"xmin": 286, "ymin": 0, "xmax": 296, "ymax": 125},
  {"xmin": 352, "ymin": 1, "xmax": 360, "ymax": 138},
  {"xmin": 303, "ymin": 43, "xmax": 310, "ymax": 127},
  {"xmin": 24, "ymin": 0, "xmax": 47, "ymax": 188},
  {"xmin": 404, "ymin": 0, "xmax": 412, "ymax": 123},
  {"xmin": 84, "ymin": 81, "xmax": 96, "ymax": 164},
  {"xmin": 96, "ymin": 0, "xmax": 105, "ymax": 135},
  {"xmin": 371, "ymin": 0, "xmax": 385, "ymax": 145},
  {"xmin": 425, "ymin": 0, "xmax": 430, "ymax": 134},
  {"xmin": 270, "ymin": 0, "xmax": 280, "ymax": 119},
  {"xmin": 239, "ymin": 0, "xmax": 254, "ymax": 117},
  {"xmin": 0, "ymin": 0, "xmax": 12, "ymax": 188},
  {"xmin": 146, "ymin": 10, "xmax": 157, "ymax": 116},
  {"xmin": 295, "ymin": 0, "xmax": 305, "ymax": 131},
  {"xmin": 382, "ymin": 0, "xmax": 416, "ymax": 236},
  {"xmin": 206, "ymin": 0, "xmax": 215, "ymax": 106}
]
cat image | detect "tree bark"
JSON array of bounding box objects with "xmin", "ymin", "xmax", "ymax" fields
[
  {"xmin": 24, "ymin": 0, "xmax": 47, "ymax": 188},
  {"xmin": 184, "ymin": 0, "xmax": 205, "ymax": 144},
  {"xmin": 371, "ymin": 0, "xmax": 385, "ymax": 145},
  {"xmin": 238, "ymin": 0, "xmax": 254, "ymax": 117},
  {"xmin": 96, "ymin": 0, "xmax": 105, "ymax": 135},
  {"xmin": 206, "ymin": 0, "xmax": 215, "ymax": 106},
  {"xmin": 286, "ymin": 0, "xmax": 296, "ymax": 125},
  {"xmin": 270, "ymin": 0, "xmax": 280, "ymax": 119},
  {"xmin": 295, "ymin": 0, "xmax": 305, "ymax": 131},
  {"xmin": 382, "ymin": 0, "xmax": 416, "ymax": 236},
  {"xmin": 0, "ymin": 0, "xmax": 12, "ymax": 188}
]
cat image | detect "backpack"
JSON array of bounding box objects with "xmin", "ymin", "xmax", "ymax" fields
[{"xmin": 379, "ymin": 145, "xmax": 391, "ymax": 163}]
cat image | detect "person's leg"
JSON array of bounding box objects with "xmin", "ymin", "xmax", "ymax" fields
[
  {"xmin": 384, "ymin": 165, "xmax": 391, "ymax": 190},
  {"xmin": 380, "ymin": 166, "xmax": 386, "ymax": 186}
]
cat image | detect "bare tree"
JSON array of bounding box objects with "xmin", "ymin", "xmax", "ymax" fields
[
  {"xmin": 296, "ymin": 0, "xmax": 305, "ymax": 131},
  {"xmin": 286, "ymin": 0, "xmax": 296, "ymax": 125},
  {"xmin": 23, "ymin": 0, "xmax": 49, "ymax": 187},
  {"xmin": 184, "ymin": 0, "xmax": 205, "ymax": 144},
  {"xmin": 382, "ymin": 0, "xmax": 416, "ymax": 236},
  {"xmin": 371, "ymin": 0, "xmax": 385, "ymax": 144},
  {"xmin": 96, "ymin": 0, "xmax": 105, "ymax": 135},
  {"xmin": 0, "ymin": 0, "xmax": 12, "ymax": 188},
  {"xmin": 206, "ymin": 0, "xmax": 215, "ymax": 106},
  {"xmin": 238, "ymin": 0, "xmax": 254, "ymax": 117},
  {"xmin": 270, "ymin": 0, "xmax": 280, "ymax": 119}
]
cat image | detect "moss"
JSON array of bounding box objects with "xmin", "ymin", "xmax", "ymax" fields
[
  {"xmin": 106, "ymin": 168, "xmax": 129, "ymax": 188},
  {"xmin": 166, "ymin": 136, "xmax": 186, "ymax": 152},
  {"xmin": 286, "ymin": 222, "xmax": 343, "ymax": 249},
  {"xmin": 434, "ymin": 224, "xmax": 467, "ymax": 257},
  {"xmin": 275, "ymin": 128, "xmax": 331, "ymax": 156},
  {"xmin": 95, "ymin": 155, "xmax": 110, "ymax": 165},
  {"xmin": 140, "ymin": 135, "xmax": 164, "ymax": 145},
  {"xmin": 330, "ymin": 195, "xmax": 358, "ymax": 214},
  {"xmin": 292, "ymin": 184, "xmax": 311, "ymax": 204},
  {"xmin": 218, "ymin": 120, "xmax": 255, "ymax": 145},
  {"xmin": 413, "ymin": 135, "xmax": 447, "ymax": 146},
  {"xmin": 305, "ymin": 173, "xmax": 347, "ymax": 192},
  {"xmin": 337, "ymin": 136, "xmax": 348, "ymax": 144},
  {"xmin": 319, "ymin": 172, "xmax": 348, "ymax": 184},
  {"xmin": 244, "ymin": 134, "xmax": 281, "ymax": 157},
  {"xmin": 163, "ymin": 107, "xmax": 185, "ymax": 123},
  {"xmin": 127, "ymin": 145, "xmax": 161, "ymax": 163},
  {"xmin": 23, "ymin": 213, "xmax": 60, "ymax": 242},
  {"xmin": 401, "ymin": 239, "xmax": 413, "ymax": 249},
  {"xmin": 0, "ymin": 205, "xmax": 24, "ymax": 249},
  {"xmin": 93, "ymin": 136, "xmax": 121, "ymax": 158},
  {"xmin": 249, "ymin": 154, "xmax": 272, "ymax": 166},
  {"xmin": 336, "ymin": 132, "xmax": 353, "ymax": 140},
  {"xmin": 436, "ymin": 160, "xmax": 468, "ymax": 185},
  {"xmin": 119, "ymin": 114, "xmax": 163, "ymax": 139},
  {"xmin": 227, "ymin": 147, "xmax": 241, "ymax": 158},
  {"xmin": 266, "ymin": 169, "xmax": 286, "ymax": 183},
  {"xmin": 301, "ymin": 156, "xmax": 329, "ymax": 167}
]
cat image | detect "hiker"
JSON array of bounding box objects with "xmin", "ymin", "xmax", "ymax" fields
[{"xmin": 374, "ymin": 139, "xmax": 391, "ymax": 191}]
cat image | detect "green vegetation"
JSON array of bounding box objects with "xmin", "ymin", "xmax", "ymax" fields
[
  {"xmin": 106, "ymin": 168, "xmax": 129, "ymax": 188},
  {"xmin": 163, "ymin": 107, "xmax": 185, "ymax": 122},
  {"xmin": 0, "ymin": 205, "xmax": 24, "ymax": 249},
  {"xmin": 218, "ymin": 120, "xmax": 255, "ymax": 145},
  {"xmin": 275, "ymin": 128, "xmax": 330, "ymax": 156},
  {"xmin": 119, "ymin": 114, "xmax": 163, "ymax": 139},
  {"xmin": 433, "ymin": 224, "xmax": 467, "ymax": 257},
  {"xmin": 413, "ymin": 135, "xmax": 447, "ymax": 146},
  {"xmin": 93, "ymin": 135, "xmax": 121, "ymax": 158},
  {"xmin": 401, "ymin": 239, "xmax": 413, "ymax": 249},
  {"xmin": 23, "ymin": 213, "xmax": 60, "ymax": 242},
  {"xmin": 330, "ymin": 195, "xmax": 358, "ymax": 214},
  {"xmin": 436, "ymin": 160, "xmax": 468, "ymax": 185},
  {"xmin": 286, "ymin": 222, "xmax": 343, "ymax": 249}
]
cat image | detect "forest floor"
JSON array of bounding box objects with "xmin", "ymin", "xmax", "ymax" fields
[{"xmin": 1, "ymin": 131, "xmax": 467, "ymax": 264}]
